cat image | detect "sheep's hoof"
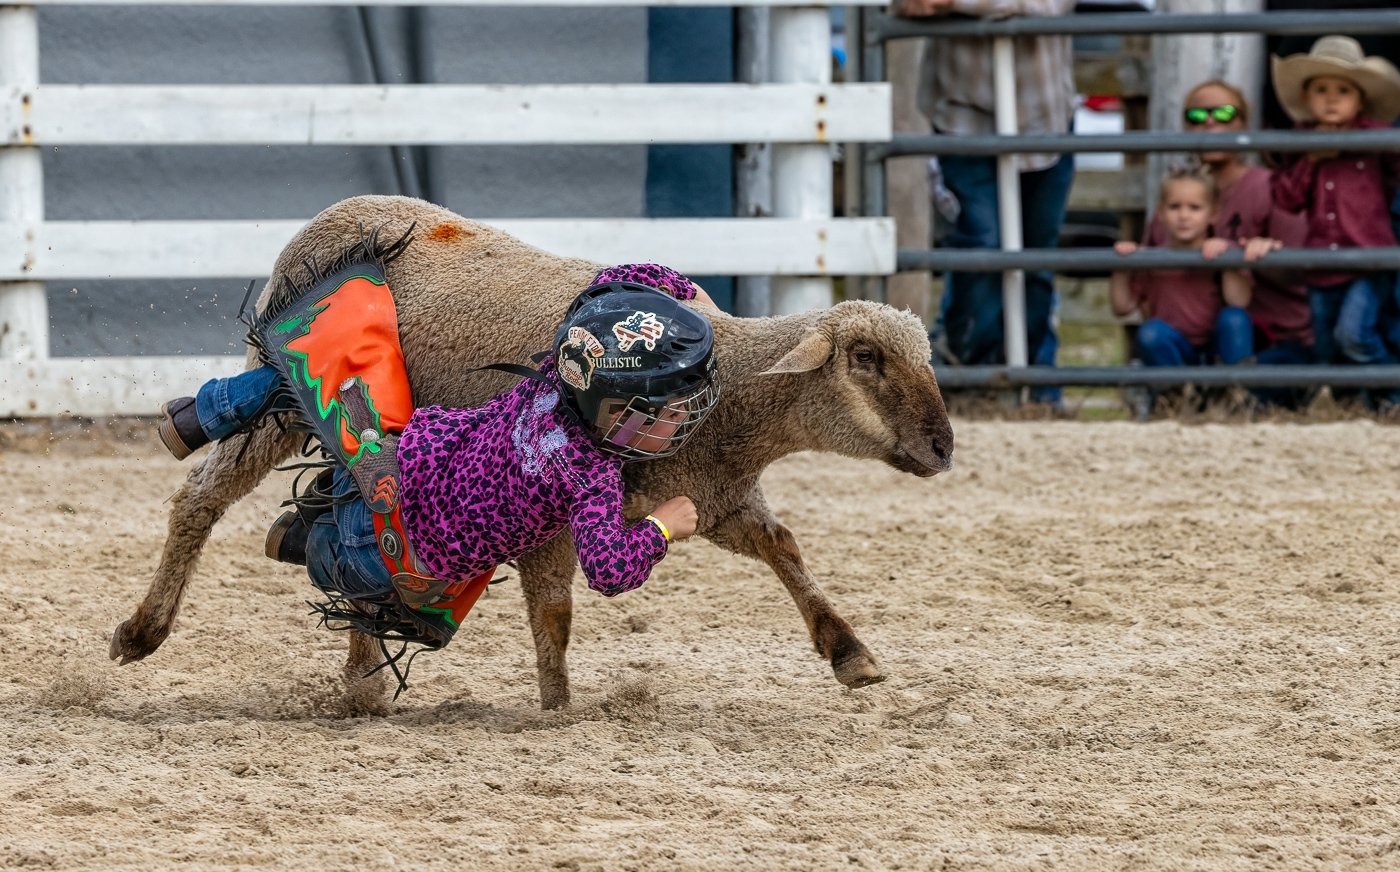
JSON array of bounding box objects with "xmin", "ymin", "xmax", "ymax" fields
[
  {"xmin": 341, "ymin": 670, "xmax": 390, "ymax": 717},
  {"xmin": 108, "ymin": 617, "xmax": 167, "ymax": 665},
  {"xmin": 832, "ymin": 649, "xmax": 886, "ymax": 689}
]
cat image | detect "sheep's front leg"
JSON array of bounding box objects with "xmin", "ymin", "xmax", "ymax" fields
[
  {"xmin": 705, "ymin": 494, "xmax": 885, "ymax": 689},
  {"xmin": 109, "ymin": 426, "xmax": 301, "ymax": 664},
  {"xmin": 515, "ymin": 532, "xmax": 579, "ymax": 710}
]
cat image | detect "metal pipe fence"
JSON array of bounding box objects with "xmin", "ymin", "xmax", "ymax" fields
[
  {"xmin": 897, "ymin": 247, "xmax": 1400, "ymax": 274},
  {"xmin": 860, "ymin": 7, "xmax": 1400, "ymax": 390},
  {"xmin": 934, "ymin": 365, "xmax": 1400, "ymax": 391}
]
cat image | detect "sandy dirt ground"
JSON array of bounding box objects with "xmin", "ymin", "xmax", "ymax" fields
[{"xmin": 3, "ymin": 418, "xmax": 1400, "ymax": 871}]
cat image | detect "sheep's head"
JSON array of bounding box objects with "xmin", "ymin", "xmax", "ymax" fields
[{"xmin": 760, "ymin": 301, "xmax": 954, "ymax": 477}]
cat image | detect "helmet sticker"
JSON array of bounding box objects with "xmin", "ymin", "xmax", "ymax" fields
[
  {"xmin": 558, "ymin": 327, "xmax": 604, "ymax": 391},
  {"xmin": 567, "ymin": 326, "xmax": 604, "ymax": 357},
  {"xmin": 612, "ymin": 311, "xmax": 666, "ymax": 352}
]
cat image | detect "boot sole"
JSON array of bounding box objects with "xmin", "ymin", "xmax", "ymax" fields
[{"xmin": 157, "ymin": 400, "xmax": 196, "ymax": 460}]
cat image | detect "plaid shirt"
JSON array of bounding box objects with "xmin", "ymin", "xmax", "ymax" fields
[{"xmin": 910, "ymin": 0, "xmax": 1077, "ymax": 172}]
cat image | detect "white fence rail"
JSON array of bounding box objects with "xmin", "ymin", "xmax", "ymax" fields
[
  {"xmin": 2, "ymin": 0, "xmax": 894, "ymax": 417},
  {"xmin": 6, "ymin": 84, "xmax": 890, "ymax": 146},
  {"xmin": 0, "ymin": 218, "xmax": 897, "ymax": 281}
]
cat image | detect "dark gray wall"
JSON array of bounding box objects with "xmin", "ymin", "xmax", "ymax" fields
[{"xmin": 38, "ymin": 7, "xmax": 649, "ymax": 355}]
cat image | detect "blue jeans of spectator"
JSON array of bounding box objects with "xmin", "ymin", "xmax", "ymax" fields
[
  {"xmin": 1136, "ymin": 307, "xmax": 1253, "ymax": 367},
  {"xmin": 193, "ymin": 366, "xmax": 392, "ymax": 600},
  {"xmin": 306, "ymin": 467, "xmax": 393, "ymax": 600},
  {"xmin": 1309, "ymin": 275, "xmax": 1396, "ymax": 366},
  {"xmin": 1252, "ymin": 339, "xmax": 1314, "ymax": 409},
  {"xmin": 193, "ymin": 365, "xmax": 284, "ymax": 441},
  {"xmin": 935, "ymin": 150, "xmax": 1075, "ymax": 372}
]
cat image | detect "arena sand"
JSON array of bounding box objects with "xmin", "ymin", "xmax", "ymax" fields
[{"xmin": 2, "ymin": 419, "xmax": 1399, "ymax": 871}]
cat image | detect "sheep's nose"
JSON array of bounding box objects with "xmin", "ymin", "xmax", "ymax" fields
[{"xmin": 926, "ymin": 417, "xmax": 955, "ymax": 466}]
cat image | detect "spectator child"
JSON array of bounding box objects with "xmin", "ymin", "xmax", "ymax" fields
[
  {"xmin": 1150, "ymin": 80, "xmax": 1314, "ymax": 368},
  {"xmin": 1270, "ymin": 36, "xmax": 1400, "ymax": 369},
  {"xmin": 1111, "ymin": 169, "xmax": 1253, "ymax": 367}
]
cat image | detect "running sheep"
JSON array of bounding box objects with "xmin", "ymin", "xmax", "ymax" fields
[{"xmin": 109, "ymin": 195, "xmax": 955, "ymax": 709}]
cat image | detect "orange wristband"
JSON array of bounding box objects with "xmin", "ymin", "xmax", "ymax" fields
[{"xmin": 646, "ymin": 514, "xmax": 672, "ymax": 543}]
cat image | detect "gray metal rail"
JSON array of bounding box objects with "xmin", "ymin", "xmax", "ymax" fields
[
  {"xmin": 898, "ymin": 246, "xmax": 1400, "ymax": 274},
  {"xmin": 876, "ymin": 129, "xmax": 1400, "ymax": 159},
  {"xmin": 871, "ymin": 9, "xmax": 1400, "ymax": 41},
  {"xmin": 933, "ymin": 365, "xmax": 1400, "ymax": 390}
]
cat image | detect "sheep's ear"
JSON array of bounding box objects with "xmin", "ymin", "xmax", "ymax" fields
[{"xmin": 760, "ymin": 330, "xmax": 834, "ymax": 375}]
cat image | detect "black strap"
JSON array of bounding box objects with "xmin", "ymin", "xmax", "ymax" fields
[{"xmin": 472, "ymin": 360, "xmax": 552, "ymax": 385}]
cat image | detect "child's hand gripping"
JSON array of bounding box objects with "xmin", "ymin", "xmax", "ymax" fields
[{"xmin": 649, "ymin": 496, "xmax": 699, "ymax": 542}]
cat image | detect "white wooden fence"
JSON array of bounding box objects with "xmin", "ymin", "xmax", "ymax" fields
[{"xmin": 1, "ymin": 0, "xmax": 894, "ymax": 417}]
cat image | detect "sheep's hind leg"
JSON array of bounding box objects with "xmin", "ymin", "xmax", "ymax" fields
[
  {"xmin": 109, "ymin": 427, "xmax": 301, "ymax": 664},
  {"xmin": 341, "ymin": 630, "xmax": 389, "ymax": 714},
  {"xmin": 705, "ymin": 495, "xmax": 885, "ymax": 689}
]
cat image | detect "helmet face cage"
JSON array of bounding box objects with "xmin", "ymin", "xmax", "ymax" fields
[
  {"xmin": 553, "ymin": 282, "xmax": 720, "ymax": 460},
  {"xmin": 591, "ymin": 359, "xmax": 721, "ymax": 461}
]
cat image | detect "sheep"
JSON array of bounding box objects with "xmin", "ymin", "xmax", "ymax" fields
[{"xmin": 109, "ymin": 195, "xmax": 955, "ymax": 709}]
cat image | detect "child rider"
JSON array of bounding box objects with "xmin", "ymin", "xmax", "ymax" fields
[{"xmin": 156, "ymin": 264, "xmax": 721, "ymax": 647}]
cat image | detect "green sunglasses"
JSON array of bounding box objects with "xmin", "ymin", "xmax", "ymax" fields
[{"xmin": 1183, "ymin": 104, "xmax": 1240, "ymax": 125}]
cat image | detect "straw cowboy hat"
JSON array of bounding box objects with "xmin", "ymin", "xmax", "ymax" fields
[{"xmin": 1272, "ymin": 35, "xmax": 1400, "ymax": 123}]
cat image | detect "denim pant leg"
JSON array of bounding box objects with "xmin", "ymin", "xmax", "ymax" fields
[
  {"xmin": 305, "ymin": 468, "xmax": 394, "ymax": 600},
  {"xmin": 1251, "ymin": 340, "xmax": 1315, "ymax": 409},
  {"xmin": 1136, "ymin": 318, "xmax": 1202, "ymax": 367},
  {"xmin": 1022, "ymin": 154, "xmax": 1075, "ymax": 402},
  {"xmin": 939, "ymin": 152, "xmax": 1074, "ymax": 368},
  {"xmin": 1309, "ymin": 287, "xmax": 1344, "ymax": 365},
  {"xmin": 938, "ymin": 154, "xmax": 1003, "ymax": 365},
  {"xmin": 1214, "ymin": 306, "xmax": 1254, "ymax": 365},
  {"xmin": 1334, "ymin": 274, "xmax": 1396, "ymax": 365},
  {"xmin": 1021, "ymin": 152, "xmax": 1075, "ymax": 367},
  {"xmin": 193, "ymin": 366, "xmax": 283, "ymax": 442}
]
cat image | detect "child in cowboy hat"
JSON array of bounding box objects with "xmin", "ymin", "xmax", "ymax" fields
[{"xmin": 1271, "ymin": 35, "xmax": 1400, "ymax": 381}]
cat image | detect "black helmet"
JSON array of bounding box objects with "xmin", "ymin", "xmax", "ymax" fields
[{"xmin": 553, "ymin": 281, "xmax": 720, "ymax": 460}]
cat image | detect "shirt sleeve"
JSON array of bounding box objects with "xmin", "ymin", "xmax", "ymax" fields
[
  {"xmin": 948, "ymin": 0, "xmax": 1075, "ymax": 17},
  {"xmin": 1271, "ymin": 155, "xmax": 1318, "ymax": 215},
  {"xmin": 592, "ymin": 264, "xmax": 699, "ymax": 301},
  {"xmin": 568, "ymin": 470, "xmax": 670, "ymax": 597}
]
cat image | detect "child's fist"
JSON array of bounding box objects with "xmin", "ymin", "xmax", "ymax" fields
[
  {"xmin": 1114, "ymin": 241, "xmax": 1139, "ymax": 255},
  {"xmin": 651, "ymin": 496, "xmax": 698, "ymax": 541}
]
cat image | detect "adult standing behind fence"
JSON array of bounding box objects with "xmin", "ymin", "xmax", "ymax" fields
[{"xmin": 897, "ymin": 0, "xmax": 1076, "ymax": 400}]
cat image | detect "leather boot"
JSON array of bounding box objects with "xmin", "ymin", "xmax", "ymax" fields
[
  {"xmin": 265, "ymin": 511, "xmax": 312, "ymax": 565},
  {"xmin": 157, "ymin": 397, "xmax": 208, "ymax": 460}
]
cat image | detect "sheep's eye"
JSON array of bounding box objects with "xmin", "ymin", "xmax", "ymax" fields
[{"xmin": 853, "ymin": 348, "xmax": 876, "ymax": 366}]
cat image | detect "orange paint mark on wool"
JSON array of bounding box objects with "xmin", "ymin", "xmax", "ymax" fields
[{"xmin": 428, "ymin": 223, "xmax": 469, "ymax": 243}]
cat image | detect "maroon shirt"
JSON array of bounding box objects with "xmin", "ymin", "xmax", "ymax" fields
[
  {"xmin": 1271, "ymin": 116, "xmax": 1400, "ymax": 288},
  {"xmin": 1129, "ymin": 265, "xmax": 1225, "ymax": 347},
  {"xmin": 1148, "ymin": 166, "xmax": 1311, "ymax": 345}
]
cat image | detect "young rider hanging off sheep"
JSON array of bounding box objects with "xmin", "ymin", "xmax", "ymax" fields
[{"xmin": 155, "ymin": 252, "xmax": 720, "ymax": 668}]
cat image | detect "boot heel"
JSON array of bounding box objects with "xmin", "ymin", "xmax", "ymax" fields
[
  {"xmin": 157, "ymin": 397, "xmax": 207, "ymax": 460},
  {"xmin": 265, "ymin": 511, "xmax": 311, "ymax": 565}
]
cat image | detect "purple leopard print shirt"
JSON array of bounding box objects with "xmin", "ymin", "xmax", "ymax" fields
[{"xmin": 396, "ymin": 264, "xmax": 699, "ymax": 596}]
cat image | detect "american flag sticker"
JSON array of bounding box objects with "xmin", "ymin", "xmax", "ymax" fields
[{"xmin": 613, "ymin": 311, "xmax": 666, "ymax": 352}]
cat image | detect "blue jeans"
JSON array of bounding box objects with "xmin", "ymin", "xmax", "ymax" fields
[
  {"xmin": 1309, "ymin": 275, "xmax": 1396, "ymax": 366},
  {"xmin": 1136, "ymin": 307, "xmax": 1253, "ymax": 367},
  {"xmin": 306, "ymin": 468, "xmax": 393, "ymax": 599},
  {"xmin": 1251, "ymin": 339, "xmax": 1315, "ymax": 410},
  {"xmin": 193, "ymin": 366, "xmax": 391, "ymax": 600},
  {"xmin": 934, "ymin": 150, "xmax": 1075, "ymax": 370},
  {"xmin": 193, "ymin": 366, "xmax": 284, "ymax": 441}
]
